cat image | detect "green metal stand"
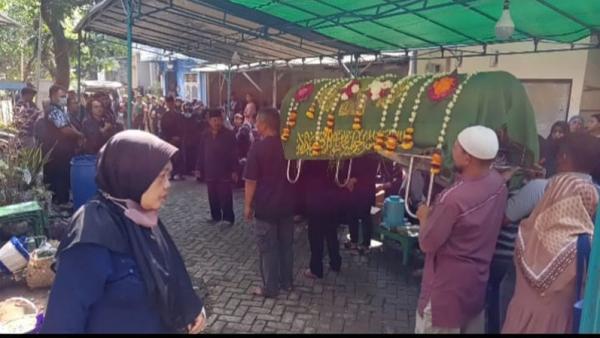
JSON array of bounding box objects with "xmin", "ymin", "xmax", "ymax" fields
[
  {"xmin": 374, "ymin": 224, "xmax": 419, "ymax": 266},
  {"xmin": 0, "ymin": 201, "xmax": 47, "ymax": 239}
]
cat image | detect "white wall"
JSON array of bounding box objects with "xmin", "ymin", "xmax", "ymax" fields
[
  {"xmin": 416, "ymin": 39, "xmax": 591, "ymax": 118},
  {"xmin": 581, "ymin": 35, "xmax": 600, "ymax": 117}
]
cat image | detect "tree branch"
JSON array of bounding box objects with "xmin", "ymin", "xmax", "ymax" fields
[{"xmin": 40, "ymin": 0, "xmax": 71, "ymax": 87}]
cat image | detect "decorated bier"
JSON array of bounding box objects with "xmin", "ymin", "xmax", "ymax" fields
[{"xmin": 280, "ymin": 71, "xmax": 540, "ymax": 211}]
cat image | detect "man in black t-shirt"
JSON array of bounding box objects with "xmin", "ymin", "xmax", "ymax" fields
[{"xmin": 244, "ymin": 108, "xmax": 295, "ymax": 298}]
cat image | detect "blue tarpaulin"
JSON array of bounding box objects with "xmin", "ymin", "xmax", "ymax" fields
[{"xmin": 0, "ymin": 81, "xmax": 26, "ymax": 92}]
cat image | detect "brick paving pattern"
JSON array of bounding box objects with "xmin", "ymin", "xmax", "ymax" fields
[{"xmin": 161, "ymin": 181, "xmax": 420, "ymax": 333}]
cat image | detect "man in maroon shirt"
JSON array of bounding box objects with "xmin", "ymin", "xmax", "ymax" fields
[{"xmin": 414, "ymin": 125, "xmax": 508, "ymax": 333}]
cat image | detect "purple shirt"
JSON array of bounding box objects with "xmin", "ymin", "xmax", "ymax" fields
[{"xmin": 417, "ymin": 170, "xmax": 508, "ymax": 328}]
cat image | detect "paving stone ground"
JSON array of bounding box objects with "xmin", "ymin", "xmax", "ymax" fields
[{"xmin": 161, "ymin": 180, "xmax": 421, "ymax": 334}]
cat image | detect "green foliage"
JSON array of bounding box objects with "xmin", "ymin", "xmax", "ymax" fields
[
  {"xmin": 0, "ymin": 137, "xmax": 52, "ymax": 210},
  {"xmin": 0, "ymin": 0, "xmax": 51, "ymax": 81},
  {"xmin": 0, "ymin": 0, "xmax": 126, "ymax": 85}
]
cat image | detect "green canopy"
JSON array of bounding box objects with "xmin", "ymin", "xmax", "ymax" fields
[{"xmin": 230, "ymin": 0, "xmax": 600, "ymax": 51}]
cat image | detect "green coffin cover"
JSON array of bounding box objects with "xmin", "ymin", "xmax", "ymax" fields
[{"xmin": 280, "ymin": 71, "xmax": 539, "ymax": 177}]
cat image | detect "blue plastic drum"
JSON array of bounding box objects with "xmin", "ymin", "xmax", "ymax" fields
[{"xmin": 70, "ymin": 155, "xmax": 98, "ymax": 211}]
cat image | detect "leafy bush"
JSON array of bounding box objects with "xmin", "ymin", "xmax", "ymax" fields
[{"xmin": 0, "ymin": 136, "xmax": 52, "ymax": 211}]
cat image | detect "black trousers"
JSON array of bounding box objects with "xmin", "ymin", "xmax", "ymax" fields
[
  {"xmin": 171, "ymin": 151, "xmax": 185, "ymax": 177},
  {"xmin": 348, "ymin": 203, "xmax": 373, "ymax": 247},
  {"xmin": 485, "ymin": 256, "xmax": 516, "ymax": 333},
  {"xmin": 184, "ymin": 143, "xmax": 198, "ymax": 175},
  {"xmin": 253, "ymin": 218, "xmax": 295, "ymax": 296},
  {"xmin": 307, "ymin": 215, "xmax": 341, "ymax": 278},
  {"xmin": 206, "ymin": 181, "xmax": 234, "ymax": 223},
  {"xmin": 43, "ymin": 158, "xmax": 71, "ymax": 205}
]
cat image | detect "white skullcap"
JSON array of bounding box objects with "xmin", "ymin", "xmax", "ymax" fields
[{"xmin": 457, "ymin": 125, "xmax": 499, "ymax": 160}]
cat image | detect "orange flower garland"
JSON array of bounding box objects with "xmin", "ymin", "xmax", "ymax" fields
[
  {"xmin": 372, "ymin": 76, "xmax": 414, "ymax": 151},
  {"xmin": 352, "ymin": 93, "xmax": 367, "ymax": 130},
  {"xmin": 282, "ymin": 81, "xmax": 319, "ymax": 142},
  {"xmin": 306, "ymin": 79, "xmax": 338, "ymax": 120},
  {"xmin": 312, "ymin": 79, "xmax": 345, "ymax": 156},
  {"xmin": 429, "ymin": 72, "xmax": 477, "ymax": 175},
  {"xmin": 401, "ymin": 72, "xmax": 449, "ymax": 150},
  {"xmin": 430, "ymin": 150, "xmax": 443, "ymax": 175}
]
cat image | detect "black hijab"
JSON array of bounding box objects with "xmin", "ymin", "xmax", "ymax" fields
[
  {"xmin": 543, "ymin": 121, "xmax": 570, "ymax": 177},
  {"xmin": 56, "ymin": 130, "xmax": 203, "ymax": 333}
]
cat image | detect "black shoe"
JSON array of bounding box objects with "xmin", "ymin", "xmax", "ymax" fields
[{"xmin": 358, "ymin": 246, "xmax": 371, "ymax": 256}]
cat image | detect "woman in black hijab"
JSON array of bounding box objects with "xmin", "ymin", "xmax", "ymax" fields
[
  {"xmin": 81, "ymin": 97, "xmax": 117, "ymax": 154},
  {"xmin": 540, "ymin": 121, "xmax": 569, "ymax": 177},
  {"xmin": 42, "ymin": 130, "xmax": 206, "ymax": 334}
]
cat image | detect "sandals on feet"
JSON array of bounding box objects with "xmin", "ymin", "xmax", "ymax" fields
[
  {"xmin": 252, "ymin": 287, "xmax": 276, "ymax": 298},
  {"xmin": 303, "ymin": 268, "xmax": 320, "ymax": 279}
]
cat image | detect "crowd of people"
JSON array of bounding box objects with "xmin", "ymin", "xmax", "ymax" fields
[
  {"xmin": 9, "ymin": 82, "xmax": 600, "ymax": 334},
  {"xmin": 11, "ymin": 84, "xmax": 262, "ymax": 209}
]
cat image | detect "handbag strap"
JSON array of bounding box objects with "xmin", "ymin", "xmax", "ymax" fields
[{"xmin": 576, "ymin": 233, "xmax": 592, "ymax": 301}]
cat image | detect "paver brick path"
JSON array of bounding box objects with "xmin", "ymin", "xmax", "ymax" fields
[{"xmin": 161, "ymin": 181, "xmax": 420, "ymax": 333}]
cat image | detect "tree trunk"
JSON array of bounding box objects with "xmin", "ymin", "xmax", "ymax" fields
[{"xmin": 40, "ymin": 0, "xmax": 70, "ymax": 88}]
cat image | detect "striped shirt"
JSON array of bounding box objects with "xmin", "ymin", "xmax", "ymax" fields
[{"xmin": 494, "ymin": 179, "xmax": 548, "ymax": 259}]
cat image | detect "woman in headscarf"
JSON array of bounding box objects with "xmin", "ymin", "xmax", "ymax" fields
[
  {"xmin": 502, "ymin": 133, "xmax": 600, "ymax": 333},
  {"xmin": 81, "ymin": 98, "xmax": 117, "ymax": 154},
  {"xmin": 41, "ymin": 130, "xmax": 206, "ymax": 334},
  {"xmin": 568, "ymin": 115, "xmax": 585, "ymax": 134},
  {"xmin": 540, "ymin": 121, "xmax": 569, "ymax": 177}
]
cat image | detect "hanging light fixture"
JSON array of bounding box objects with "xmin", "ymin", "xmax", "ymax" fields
[
  {"xmin": 231, "ymin": 51, "xmax": 241, "ymax": 65},
  {"xmin": 495, "ymin": 0, "xmax": 515, "ymax": 40}
]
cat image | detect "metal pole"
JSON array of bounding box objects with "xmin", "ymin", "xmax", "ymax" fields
[
  {"xmin": 272, "ymin": 66, "xmax": 277, "ymax": 108},
  {"xmin": 35, "ymin": 4, "xmax": 43, "ymax": 107},
  {"xmin": 226, "ymin": 65, "xmax": 232, "ymax": 120},
  {"xmin": 409, "ymin": 50, "xmax": 417, "ymax": 75},
  {"xmin": 77, "ymin": 32, "xmax": 82, "ymax": 121},
  {"xmin": 126, "ymin": 0, "xmax": 133, "ymax": 129}
]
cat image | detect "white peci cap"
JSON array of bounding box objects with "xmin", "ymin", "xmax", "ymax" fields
[{"xmin": 457, "ymin": 125, "xmax": 499, "ymax": 160}]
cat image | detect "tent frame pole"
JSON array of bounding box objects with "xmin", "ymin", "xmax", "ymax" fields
[
  {"xmin": 124, "ymin": 0, "xmax": 134, "ymax": 129},
  {"xmin": 77, "ymin": 32, "xmax": 83, "ymax": 121},
  {"xmin": 226, "ymin": 65, "xmax": 232, "ymax": 119}
]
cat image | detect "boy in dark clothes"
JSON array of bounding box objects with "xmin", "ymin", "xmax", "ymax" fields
[{"xmin": 199, "ymin": 108, "xmax": 238, "ymax": 226}]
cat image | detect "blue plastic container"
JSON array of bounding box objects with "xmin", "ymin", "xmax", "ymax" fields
[
  {"xmin": 382, "ymin": 195, "xmax": 405, "ymax": 230},
  {"xmin": 70, "ymin": 155, "xmax": 98, "ymax": 211}
]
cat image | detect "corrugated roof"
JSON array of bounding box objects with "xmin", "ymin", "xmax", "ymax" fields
[{"xmin": 74, "ymin": 0, "xmax": 372, "ymax": 64}]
